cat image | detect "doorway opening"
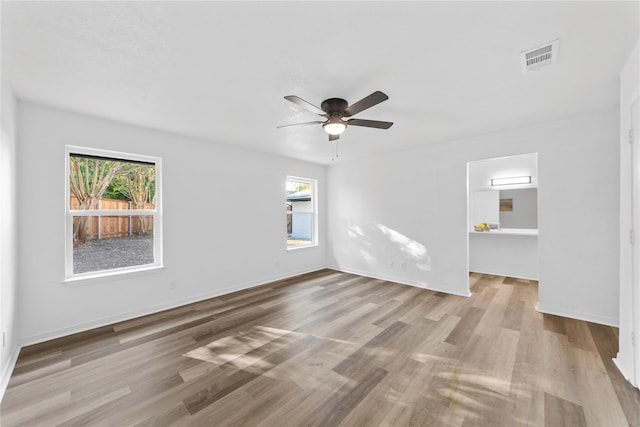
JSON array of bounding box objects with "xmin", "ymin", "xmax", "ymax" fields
[{"xmin": 467, "ymin": 153, "xmax": 539, "ymax": 292}]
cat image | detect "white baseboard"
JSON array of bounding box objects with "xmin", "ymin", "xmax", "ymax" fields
[
  {"xmin": 613, "ymin": 355, "xmax": 638, "ymax": 388},
  {"xmin": 0, "ymin": 344, "xmax": 21, "ymax": 402},
  {"xmin": 468, "ymin": 268, "xmax": 538, "ymax": 281},
  {"xmin": 536, "ymin": 302, "xmax": 618, "ymax": 327},
  {"xmin": 328, "ymin": 264, "xmax": 471, "ymax": 297},
  {"xmin": 20, "ymin": 266, "xmax": 327, "ymax": 348}
]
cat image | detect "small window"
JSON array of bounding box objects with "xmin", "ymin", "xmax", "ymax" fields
[
  {"xmin": 65, "ymin": 146, "xmax": 162, "ymax": 280},
  {"xmin": 286, "ymin": 176, "xmax": 317, "ymax": 249}
]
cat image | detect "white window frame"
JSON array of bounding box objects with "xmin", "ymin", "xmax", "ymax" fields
[
  {"xmin": 65, "ymin": 145, "xmax": 163, "ymax": 282},
  {"xmin": 286, "ymin": 175, "xmax": 318, "ymax": 250}
]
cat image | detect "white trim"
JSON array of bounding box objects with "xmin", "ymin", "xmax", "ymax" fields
[
  {"xmin": 631, "ymin": 93, "xmax": 640, "ymax": 388},
  {"xmin": 286, "ymin": 175, "xmax": 318, "ymax": 249},
  {"xmin": 621, "ymin": 88, "xmax": 640, "ymax": 388},
  {"xmin": 64, "ymin": 146, "xmax": 163, "ymax": 281},
  {"xmin": 614, "ymin": 356, "xmax": 637, "ymax": 387},
  {"xmin": 286, "ymin": 243, "xmax": 319, "ymax": 251},
  {"xmin": 468, "ymin": 268, "xmax": 538, "ymax": 281},
  {"xmin": 63, "ymin": 265, "xmax": 165, "ymax": 285},
  {"xmin": 66, "ymin": 145, "xmax": 160, "ymax": 165},
  {"xmin": 536, "ymin": 302, "xmax": 618, "ymax": 327},
  {"xmin": 70, "ymin": 209, "xmax": 156, "ymax": 216},
  {"xmin": 0, "ymin": 344, "xmax": 21, "ymax": 403},
  {"xmin": 327, "ymin": 264, "xmax": 472, "ymax": 297}
]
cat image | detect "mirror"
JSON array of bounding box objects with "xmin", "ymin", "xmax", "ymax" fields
[{"xmin": 499, "ymin": 188, "xmax": 538, "ymax": 229}]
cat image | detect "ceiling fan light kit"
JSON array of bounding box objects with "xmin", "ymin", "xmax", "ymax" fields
[
  {"xmin": 323, "ymin": 116, "xmax": 347, "ymax": 135},
  {"xmin": 279, "ymin": 91, "xmax": 393, "ymax": 141}
]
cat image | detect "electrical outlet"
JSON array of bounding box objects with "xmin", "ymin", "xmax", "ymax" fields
[
  {"xmin": 169, "ymin": 280, "xmax": 177, "ymax": 290},
  {"xmin": 389, "ymin": 261, "xmax": 394, "ymax": 268}
]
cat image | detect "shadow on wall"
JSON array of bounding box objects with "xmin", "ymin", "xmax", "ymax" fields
[{"xmin": 333, "ymin": 217, "xmax": 431, "ymax": 277}]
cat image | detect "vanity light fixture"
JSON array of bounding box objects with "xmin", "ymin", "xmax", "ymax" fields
[{"xmin": 491, "ymin": 176, "xmax": 531, "ymax": 186}]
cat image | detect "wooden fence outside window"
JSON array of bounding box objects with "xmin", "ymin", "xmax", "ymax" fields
[{"xmin": 71, "ymin": 197, "xmax": 155, "ymax": 240}]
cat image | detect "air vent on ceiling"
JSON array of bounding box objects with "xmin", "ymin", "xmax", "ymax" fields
[{"xmin": 521, "ymin": 39, "xmax": 558, "ymax": 74}]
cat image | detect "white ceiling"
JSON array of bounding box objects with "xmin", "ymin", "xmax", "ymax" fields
[{"xmin": 2, "ymin": 1, "xmax": 638, "ymax": 165}]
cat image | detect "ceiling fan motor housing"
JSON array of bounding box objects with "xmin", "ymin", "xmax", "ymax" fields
[{"xmin": 321, "ymin": 98, "xmax": 348, "ymax": 115}]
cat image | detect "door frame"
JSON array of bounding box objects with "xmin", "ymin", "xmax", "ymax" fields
[{"xmin": 631, "ymin": 95, "xmax": 640, "ymax": 387}]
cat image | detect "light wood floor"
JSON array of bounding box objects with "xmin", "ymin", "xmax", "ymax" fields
[{"xmin": 1, "ymin": 270, "xmax": 639, "ymax": 426}]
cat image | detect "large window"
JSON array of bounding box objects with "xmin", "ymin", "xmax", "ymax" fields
[
  {"xmin": 286, "ymin": 176, "xmax": 317, "ymax": 249},
  {"xmin": 65, "ymin": 146, "xmax": 162, "ymax": 280}
]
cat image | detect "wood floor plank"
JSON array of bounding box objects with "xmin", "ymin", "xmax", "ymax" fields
[
  {"xmin": 187, "ymin": 377, "xmax": 299, "ymax": 427},
  {"xmin": 567, "ymin": 345, "xmax": 629, "ymax": 426},
  {"xmin": 134, "ymin": 402, "xmax": 190, "ymax": 427},
  {"xmin": 543, "ymin": 313, "xmax": 567, "ymax": 335},
  {"xmin": 182, "ymin": 368, "xmax": 260, "ymax": 415},
  {"xmin": 544, "ymin": 392, "xmax": 587, "ymax": 427},
  {"xmin": 541, "ymin": 329, "xmax": 581, "ymax": 406},
  {"xmin": 508, "ymin": 295, "xmax": 545, "ymax": 425},
  {"xmin": 372, "ymin": 293, "xmax": 424, "ymax": 328},
  {"xmin": 458, "ymin": 327, "xmax": 519, "ymax": 396},
  {"xmin": 444, "ymin": 307, "xmax": 485, "ymax": 346},
  {"xmin": 310, "ymin": 367, "xmax": 387, "ymax": 427},
  {"xmin": 333, "ymin": 320, "xmax": 410, "ymax": 380},
  {"xmin": 24, "ymin": 385, "xmax": 132, "ymax": 427},
  {"xmin": 564, "ymin": 318, "xmax": 598, "ymax": 353},
  {"xmin": 412, "ymin": 314, "xmax": 461, "ymax": 360},
  {"xmin": 1, "ymin": 269, "xmax": 638, "ymax": 427},
  {"xmin": 501, "ymin": 300, "xmax": 525, "ymax": 331}
]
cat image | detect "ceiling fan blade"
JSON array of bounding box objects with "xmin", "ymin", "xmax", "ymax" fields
[
  {"xmin": 347, "ymin": 119, "xmax": 393, "ymax": 129},
  {"xmin": 344, "ymin": 91, "xmax": 389, "ymax": 117},
  {"xmin": 277, "ymin": 121, "xmax": 323, "ymax": 129},
  {"xmin": 329, "ymin": 134, "xmax": 340, "ymax": 141},
  {"xmin": 284, "ymin": 96, "xmax": 326, "ymax": 116}
]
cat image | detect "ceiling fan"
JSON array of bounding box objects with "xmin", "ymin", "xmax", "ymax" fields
[{"xmin": 278, "ymin": 91, "xmax": 393, "ymax": 141}]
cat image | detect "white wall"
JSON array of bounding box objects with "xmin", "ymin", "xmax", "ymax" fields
[
  {"xmin": 0, "ymin": 71, "xmax": 19, "ymax": 393},
  {"xmin": 617, "ymin": 41, "xmax": 640, "ymax": 387},
  {"xmin": 469, "ymin": 191, "xmax": 499, "ymax": 230},
  {"xmin": 16, "ymin": 102, "xmax": 326, "ymax": 343},
  {"xmin": 469, "ymin": 233, "xmax": 538, "ymax": 280},
  {"xmin": 327, "ymin": 108, "xmax": 620, "ymax": 324}
]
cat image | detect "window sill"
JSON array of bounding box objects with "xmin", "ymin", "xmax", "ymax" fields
[
  {"xmin": 287, "ymin": 243, "xmax": 318, "ymax": 251},
  {"xmin": 64, "ymin": 264, "xmax": 165, "ymax": 287}
]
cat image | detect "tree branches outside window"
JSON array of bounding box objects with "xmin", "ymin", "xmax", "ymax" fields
[
  {"xmin": 110, "ymin": 166, "xmax": 156, "ymax": 235},
  {"xmin": 69, "ymin": 157, "xmax": 125, "ymax": 243},
  {"xmin": 69, "ymin": 157, "xmax": 156, "ymax": 243}
]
